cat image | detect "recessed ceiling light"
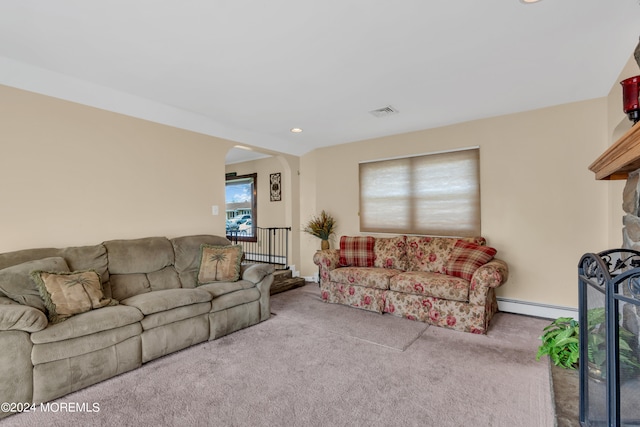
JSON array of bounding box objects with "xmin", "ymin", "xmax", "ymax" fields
[
  {"xmin": 290, "ymin": 128, "xmax": 303, "ymax": 133},
  {"xmin": 520, "ymin": 0, "xmax": 542, "ymax": 3}
]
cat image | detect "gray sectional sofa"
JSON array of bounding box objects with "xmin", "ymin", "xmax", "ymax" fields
[{"xmin": 0, "ymin": 234, "xmax": 274, "ymax": 418}]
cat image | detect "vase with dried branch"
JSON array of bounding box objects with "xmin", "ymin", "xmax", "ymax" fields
[{"xmin": 303, "ymin": 210, "xmax": 336, "ymax": 250}]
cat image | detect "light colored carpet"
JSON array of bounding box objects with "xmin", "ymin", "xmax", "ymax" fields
[
  {"xmin": 270, "ymin": 283, "xmax": 429, "ymax": 350},
  {"xmin": 2, "ymin": 283, "xmax": 555, "ymax": 427}
]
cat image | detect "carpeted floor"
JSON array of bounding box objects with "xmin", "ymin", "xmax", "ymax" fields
[
  {"xmin": 270, "ymin": 283, "xmax": 429, "ymax": 351},
  {"xmin": 2, "ymin": 283, "xmax": 556, "ymax": 427}
]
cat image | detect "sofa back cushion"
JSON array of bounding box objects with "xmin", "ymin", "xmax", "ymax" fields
[
  {"xmin": 406, "ymin": 236, "xmax": 488, "ymax": 274},
  {"xmin": 338, "ymin": 236, "xmax": 375, "ymax": 267},
  {"xmin": 445, "ymin": 240, "xmax": 497, "ymax": 281},
  {"xmin": 0, "ymin": 257, "xmax": 70, "ymax": 312},
  {"xmin": 406, "ymin": 236, "xmax": 458, "ymax": 274},
  {"xmin": 0, "ymin": 244, "xmax": 111, "ymax": 298},
  {"xmin": 104, "ymin": 237, "xmax": 174, "ymax": 274},
  {"xmin": 171, "ymin": 235, "xmax": 232, "ymax": 288},
  {"xmin": 108, "ymin": 267, "xmax": 183, "ymax": 301},
  {"xmin": 104, "ymin": 237, "xmax": 178, "ymax": 300},
  {"xmin": 373, "ymin": 236, "xmax": 407, "ymax": 270}
]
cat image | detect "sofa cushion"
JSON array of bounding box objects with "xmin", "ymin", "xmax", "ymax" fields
[
  {"xmin": 0, "ymin": 257, "xmax": 69, "ymax": 312},
  {"xmin": 30, "ymin": 304, "xmax": 143, "ymax": 344},
  {"xmin": 198, "ymin": 280, "xmax": 255, "ymax": 299},
  {"xmin": 141, "ymin": 302, "xmax": 212, "ymax": 330},
  {"xmin": 104, "ymin": 237, "xmax": 174, "ymax": 275},
  {"xmin": 31, "ymin": 270, "xmax": 117, "ymax": 324},
  {"xmin": 329, "ymin": 267, "xmax": 400, "ymax": 290},
  {"xmin": 373, "ymin": 236, "xmax": 407, "ymax": 270},
  {"xmin": 57, "ymin": 245, "xmax": 111, "ymax": 289},
  {"xmin": 338, "ymin": 236, "xmax": 375, "ymax": 267},
  {"xmin": 389, "ymin": 271, "xmax": 470, "ymax": 302},
  {"xmin": 171, "ymin": 235, "xmax": 232, "ymax": 288},
  {"xmin": 445, "ymin": 240, "xmax": 497, "ymax": 281},
  {"xmin": 109, "ymin": 273, "xmax": 151, "ymax": 301},
  {"xmin": 210, "ymin": 288, "xmax": 261, "ymax": 313},
  {"xmin": 120, "ymin": 288, "xmax": 212, "ymax": 316},
  {"xmin": 406, "ymin": 236, "xmax": 457, "ymax": 274},
  {"xmin": 197, "ymin": 244, "xmax": 243, "ymax": 284},
  {"xmin": 172, "ymin": 235, "xmax": 232, "ymax": 272},
  {"xmin": 147, "ymin": 266, "xmax": 182, "ymax": 291},
  {"xmin": 109, "ymin": 267, "xmax": 182, "ymax": 302}
]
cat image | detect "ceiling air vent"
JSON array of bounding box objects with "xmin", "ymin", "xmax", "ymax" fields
[{"xmin": 369, "ymin": 105, "xmax": 399, "ymax": 118}]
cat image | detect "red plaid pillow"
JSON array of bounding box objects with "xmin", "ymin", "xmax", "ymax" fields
[
  {"xmin": 445, "ymin": 240, "xmax": 497, "ymax": 281},
  {"xmin": 339, "ymin": 236, "xmax": 375, "ymax": 267}
]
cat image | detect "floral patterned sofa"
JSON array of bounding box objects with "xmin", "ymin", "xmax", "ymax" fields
[{"xmin": 312, "ymin": 235, "xmax": 508, "ymax": 334}]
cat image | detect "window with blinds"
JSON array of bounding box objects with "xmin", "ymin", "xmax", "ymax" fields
[{"xmin": 359, "ymin": 148, "xmax": 480, "ymax": 237}]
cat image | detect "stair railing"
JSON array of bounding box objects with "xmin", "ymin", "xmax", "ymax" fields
[{"xmin": 227, "ymin": 227, "xmax": 291, "ymax": 270}]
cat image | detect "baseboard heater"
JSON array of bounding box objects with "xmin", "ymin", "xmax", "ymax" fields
[{"xmin": 497, "ymin": 297, "xmax": 577, "ymax": 320}]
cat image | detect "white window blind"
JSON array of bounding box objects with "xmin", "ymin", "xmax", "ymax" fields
[{"xmin": 359, "ymin": 148, "xmax": 480, "ymax": 237}]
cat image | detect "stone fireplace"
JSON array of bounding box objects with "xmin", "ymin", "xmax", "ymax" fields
[
  {"xmin": 582, "ymin": 122, "xmax": 640, "ymax": 426},
  {"xmin": 623, "ymin": 171, "xmax": 640, "ymax": 250}
]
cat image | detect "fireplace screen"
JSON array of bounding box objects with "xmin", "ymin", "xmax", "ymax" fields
[{"xmin": 578, "ymin": 250, "xmax": 640, "ymax": 426}]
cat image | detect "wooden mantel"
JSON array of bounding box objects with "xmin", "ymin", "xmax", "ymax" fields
[{"xmin": 590, "ymin": 122, "xmax": 640, "ymax": 180}]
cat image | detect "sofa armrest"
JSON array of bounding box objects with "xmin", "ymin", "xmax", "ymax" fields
[
  {"xmin": 468, "ymin": 258, "xmax": 509, "ymax": 306},
  {"xmin": 241, "ymin": 263, "xmax": 275, "ymax": 284},
  {"xmin": 0, "ymin": 300, "xmax": 48, "ymax": 333},
  {"xmin": 240, "ymin": 264, "xmax": 275, "ymax": 322},
  {"xmin": 312, "ymin": 249, "xmax": 340, "ymax": 284}
]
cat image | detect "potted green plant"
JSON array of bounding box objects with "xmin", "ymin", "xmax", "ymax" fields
[
  {"xmin": 536, "ymin": 317, "xmax": 580, "ymax": 370},
  {"xmin": 536, "ymin": 311, "xmax": 640, "ymax": 379},
  {"xmin": 585, "ymin": 307, "xmax": 640, "ymax": 381},
  {"xmin": 303, "ymin": 210, "xmax": 336, "ymax": 250}
]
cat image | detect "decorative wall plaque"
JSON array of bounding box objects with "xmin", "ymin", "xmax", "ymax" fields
[{"xmin": 270, "ymin": 173, "xmax": 281, "ymax": 201}]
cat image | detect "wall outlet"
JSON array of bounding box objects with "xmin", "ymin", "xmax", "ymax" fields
[{"xmin": 211, "ymin": 205, "xmax": 219, "ymax": 215}]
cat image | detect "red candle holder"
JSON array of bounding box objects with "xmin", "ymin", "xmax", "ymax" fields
[{"xmin": 621, "ymin": 75, "xmax": 640, "ymax": 124}]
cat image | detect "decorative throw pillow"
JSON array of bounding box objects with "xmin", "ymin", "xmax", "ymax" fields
[
  {"xmin": 445, "ymin": 240, "xmax": 497, "ymax": 281},
  {"xmin": 338, "ymin": 236, "xmax": 375, "ymax": 267},
  {"xmin": 197, "ymin": 244, "xmax": 243, "ymax": 284},
  {"xmin": 373, "ymin": 236, "xmax": 407, "ymax": 270},
  {"xmin": 30, "ymin": 270, "xmax": 116, "ymax": 324},
  {"xmin": 0, "ymin": 257, "xmax": 70, "ymax": 312}
]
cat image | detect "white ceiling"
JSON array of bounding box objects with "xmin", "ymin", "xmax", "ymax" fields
[{"xmin": 1, "ymin": 1, "xmax": 639, "ymax": 164}]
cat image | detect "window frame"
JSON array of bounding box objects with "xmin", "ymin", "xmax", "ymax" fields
[{"xmin": 225, "ymin": 173, "xmax": 257, "ymax": 242}]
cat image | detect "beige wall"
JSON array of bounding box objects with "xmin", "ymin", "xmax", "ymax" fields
[
  {"xmin": 0, "ymin": 84, "xmax": 232, "ymax": 252},
  {"xmin": 299, "ymin": 98, "xmax": 611, "ymax": 308},
  {"xmin": 3, "ymin": 69, "xmax": 633, "ymax": 308}
]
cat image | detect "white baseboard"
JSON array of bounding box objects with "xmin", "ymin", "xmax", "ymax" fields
[
  {"xmin": 497, "ymin": 297, "xmax": 578, "ymax": 321},
  {"xmin": 289, "ymin": 265, "xmax": 300, "ymax": 278}
]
